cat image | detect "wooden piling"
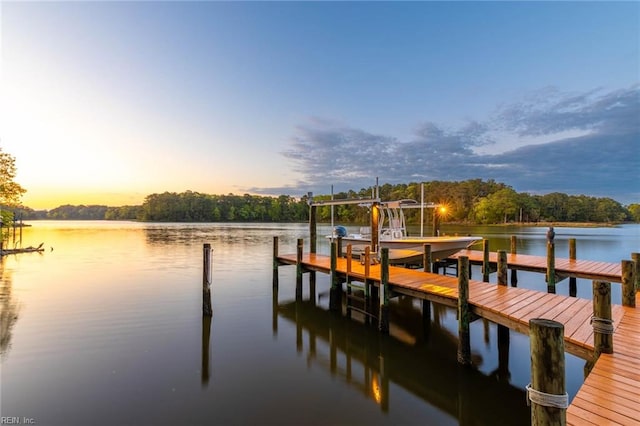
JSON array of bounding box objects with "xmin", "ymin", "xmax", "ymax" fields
[
  {"xmin": 336, "ymin": 236, "xmax": 343, "ymax": 259},
  {"xmin": 621, "ymin": 260, "xmax": 635, "ymax": 307},
  {"xmin": 547, "ymin": 242, "xmax": 556, "ymax": 293},
  {"xmin": 272, "ymin": 237, "xmax": 279, "ymax": 291},
  {"xmin": 632, "ymin": 253, "xmax": 640, "ymax": 291},
  {"xmin": 497, "ymin": 250, "xmax": 507, "ymax": 286},
  {"xmin": 309, "ymin": 204, "xmax": 317, "ymax": 254},
  {"xmin": 457, "ymin": 255, "xmax": 471, "ymax": 365},
  {"xmin": 510, "ymin": 235, "xmax": 518, "ymax": 287},
  {"xmin": 586, "ymin": 280, "xmax": 614, "ymax": 375},
  {"xmin": 482, "ymin": 240, "xmax": 490, "ymax": 282},
  {"xmin": 423, "ymin": 243, "xmax": 432, "ymax": 273},
  {"xmin": 329, "ymin": 241, "xmax": 340, "ymax": 311},
  {"xmin": 296, "ymin": 238, "xmax": 303, "ymax": 300},
  {"xmin": 569, "ymin": 239, "xmax": 577, "ymax": 297},
  {"xmin": 202, "ymin": 243, "xmax": 213, "ymax": 317},
  {"xmin": 371, "ymin": 202, "xmax": 380, "ymax": 254},
  {"xmin": 529, "ymin": 318, "xmax": 566, "ymax": 426},
  {"xmin": 379, "ymin": 248, "xmax": 390, "ymax": 334}
]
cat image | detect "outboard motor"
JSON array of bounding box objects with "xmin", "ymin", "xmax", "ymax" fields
[{"xmin": 333, "ymin": 225, "xmax": 348, "ymax": 238}]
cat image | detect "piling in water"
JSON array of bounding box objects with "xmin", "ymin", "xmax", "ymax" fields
[{"xmin": 202, "ymin": 243, "xmax": 213, "ymax": 317}]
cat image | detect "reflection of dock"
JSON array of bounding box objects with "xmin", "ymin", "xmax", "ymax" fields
[
  {"xmin": 276, "ymin": 299, "xmax": 528, "ymax": 425},
  {"xmin": 276, "ymin": 250, "xmax": 640, "ymax": 425}
]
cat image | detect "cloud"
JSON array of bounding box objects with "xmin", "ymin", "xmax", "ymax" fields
[{"xmin": 252, "ymin": 85, "xmax": 640, "ymax": 203}]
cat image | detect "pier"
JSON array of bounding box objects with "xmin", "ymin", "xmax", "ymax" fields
[{"xmin": 274, "ymin": 239, "xmax": 639, "ymax": 425}]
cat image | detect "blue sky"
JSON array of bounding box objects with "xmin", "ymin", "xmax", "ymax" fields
[{"xmin": 1, "ymin": 1, "xmax": 638, "ymax": 209}]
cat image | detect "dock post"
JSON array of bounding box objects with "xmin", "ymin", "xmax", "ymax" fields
[
  {"xmin": 309, "ymin": 203, "xmax": 317, "ymax": 254},
  {"xmin": 337, "ymin": 236, "xmax": 343, "ymax": 259},
  {"xmin": 632, "ymin": 253, "xmax": 640, "ymax": 291},
  {"xmin": 546, "ymin": 242, "xmax": 556, "ymax": 293},
  {"xmin": 379, "ymin": 248, "xmax": 390, "ymax": 334},
  {"xmin": 569, "ymin": 239, "xmax": 577, "ymax": 297},
  {"xmin": 510, "ymin": 235, "xmax": 518, "ymax": 287},
  {"xmin": 423, "ymin": 243, "xmax": 432, "ymax": 273},
  {"xmin": 497, "ymin": 250, "xmax": 507, "ymax": 286},
  {"xmin": 272, "ymin": 236, "xmax": 279, "ymax": 292},
  {"xmin": 457, "ymin": 255, "xmax": 472, "ymax": 365},
  {"xmin": 586, "ymin": 281, "xmax": 613, "ymax": 375},
  {"xmin": 202, "ymin": 243, "xmax": 213, "ymax": 317},
  {"xmin": 346, "ymin": 245, "xmax": 353, "ymax": 318},
  {"xmin": 482, "ymin": 240, "xmax": 490, "ymax": 282},
  {"xmin": 296, "ymin": 238, "xmax": 303, "ymax": 300},
  {"xmin": 329, "ymin": 241, "xmax": 341, "ymax": 312},
  {"xmin": 528, "ymin": 319, "xmax": 567, "ymax": 426},
  {"xmin": 622, "ymin": 260, "xmax": 635, "ymax": 307}
]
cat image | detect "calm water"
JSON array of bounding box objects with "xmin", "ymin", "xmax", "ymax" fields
[{"xmin": 1, "ymin": 221, "xmax": 638, "ymax": 425}]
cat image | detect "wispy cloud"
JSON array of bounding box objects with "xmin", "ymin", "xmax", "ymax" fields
[{"xmin": 252, "ymin": 86, "xmax": 639, "ymax": 203}]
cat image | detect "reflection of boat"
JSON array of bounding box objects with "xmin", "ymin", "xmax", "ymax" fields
[{"xmin": 330, "ymin": 200, "xmax": 481, "ymax": 262}]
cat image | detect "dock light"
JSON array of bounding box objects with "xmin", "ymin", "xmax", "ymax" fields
[{"xmin": 439, "ymin": 206, "xmax": 447, "ymax": 215}]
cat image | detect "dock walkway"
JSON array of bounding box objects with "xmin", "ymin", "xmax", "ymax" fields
[
  {"xmin": 277, "ymin": 252, "xmax": 640, "ymax": 425},
  {"xmin": 449, "ymin": 249, "xmax": 623, "ymax": 283}
]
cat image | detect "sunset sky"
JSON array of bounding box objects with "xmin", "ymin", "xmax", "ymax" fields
[{"xmin": 1, "ymin": 1, "xmax": 638, "ymax": 210}]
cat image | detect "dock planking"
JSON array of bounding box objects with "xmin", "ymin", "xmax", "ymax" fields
[
  {"xmin": 277, "ymin": 252, "xmax": 640, "ymax": 425},
  {"xmin": 449, "ymin": 249, "xmax": 623, "ymax": 283}
]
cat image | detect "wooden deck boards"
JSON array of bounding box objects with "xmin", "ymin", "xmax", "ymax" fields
[
  {"xmin": 277, "ymin": 252, "xmax": 640, "ymax": 425},
  {"xmin": 449, "ymin": 249, "xmax": 623, "ymax": 282}
]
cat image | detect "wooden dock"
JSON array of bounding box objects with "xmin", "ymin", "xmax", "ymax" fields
[
  {"xmin": 449, "ymin": 249, "xmax": 623, "ymax": 283},
  {"xmin": 276, "ymin": 251, "xmax": 640, "ymax": 425}
]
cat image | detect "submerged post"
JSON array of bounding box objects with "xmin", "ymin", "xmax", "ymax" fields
[
  {"xmin": 528, "ymin": 319, "xmax": 567, "ymax": 426},
  {"xmin": 482, "ymin": 239, "xmax": 490, "ymax": 282},
  {"xmin": 569, "ymin": 239, "xmax": 577, "ymax": 297},
  {"xmin": 202, "ymin": 243, "xmax": 213, "ymax": 317},
  {"xmin": 457, "ymin": 255, "xmax": 471, "ymax": 365},
  {"xmin": 379, "ymin": 248, "xmax": 390, "ymax": 334},
  {"xmin": 622, "ymin": 260, "xmax": 635, "ymax": 307},
  {"xmin": 497, "ymin": 250, "xmax": 507, "ymax": 286},
  {"xmin": 547, "ymin": 242, "xmax": 556, "ymax": 293}
]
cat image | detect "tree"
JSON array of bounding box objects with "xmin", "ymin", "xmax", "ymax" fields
[{"xmin": 0, "ymin": 148, "xmax": 26, "ymax": 227}]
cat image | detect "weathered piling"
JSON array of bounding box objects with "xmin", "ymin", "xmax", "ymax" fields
[
  {"xmin": 497, "ymin": 250, "xmax": 508, "ymax": 286},
  {"xmin": 202, "ymin": 243, "xmax": 213, "ymax": 317},
  {"xmin": 309, "ymin": 204, "xmax": 317, "ymax": 254},
  {"xmin": 546, "ymin": 242, "xmax": 556, "ymax": 293},
  {"xmin": 272, "ymin": 236, "xmax": 279, "ymax": 291},
  {"xmin": 329, "ymin": 241, "xmax": 340, "ymax": 311},
  {"xmin": 528, "ymin": 318, "xmax": 567, "ymax": 426},
  {"xmin": 569, "ymin": 239, "xmax": 577, "ymax": 297},
  {"xmin": 593, "ymin": 281, "xmax": 614, "ymax": 355},
  {"xmin": 510, "ymin": 235, "xmax": 518, "ymax": 286},
  {"xmin": 482, "ymin": 240, "xmax": 490, "ymax": 282},
  {"xmin": 457, "ymin": 255, "xmax": 471, "ymax": 365},
  {"xmin": 423, "ymin": 243, "xmax": 432, "ymax": 273},
  {"xmin": 621, "ymin": 260, "xmax": 635, "ymax": 307},
  {"xmin": 296, "ymin": 238, "xmax": 303, "ymax": 300},
  {"xmin": 585, "ymin": 280, "xmax": 613, "ymax": 376},
  {"xmin": 379, "ymin": 248, "xmax": 390, "ymax": 334},
  {"xmin": 632, "ymin": 252, "xmax": 639, "ymax": 291}
]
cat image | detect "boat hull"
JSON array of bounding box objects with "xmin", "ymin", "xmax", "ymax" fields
[{"xmin": 337, "ymin": 236, "xmax": 482, "ymax": 262}]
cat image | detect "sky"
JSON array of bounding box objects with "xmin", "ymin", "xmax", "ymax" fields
[{"xmin": 0, "ymin": 1, "xmax": 638, "ymax": 210}]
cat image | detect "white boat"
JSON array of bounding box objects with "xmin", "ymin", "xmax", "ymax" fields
[{"xmin": 329, "ymin": 199, "xmax": 482, "ymax": 263}]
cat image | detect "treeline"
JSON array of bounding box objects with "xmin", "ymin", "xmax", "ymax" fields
[{"xmin": 10, "ymin": 179, "xmax": 640, "ymax": 224}]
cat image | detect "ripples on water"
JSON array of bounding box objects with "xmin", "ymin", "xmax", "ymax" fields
[{"xmin": 1, "ymin": 221, "xmax": 637, "ymax": 425}]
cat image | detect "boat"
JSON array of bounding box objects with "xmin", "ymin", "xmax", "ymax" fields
[{"xmin": 328, "ymin": 199, "xmax": 482, "ymax": 264}]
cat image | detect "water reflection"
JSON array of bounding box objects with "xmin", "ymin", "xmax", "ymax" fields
[
  {"xmin": 201, "ymin": 316, "xmax": 212, "ymax": 387},
  {"xmin": 0, "ymin": 259, "xmax": 19, "ymax": 357},
  {"xmin": 276, "ymin": 297, "xmax": 528, "ymax": 424}
]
